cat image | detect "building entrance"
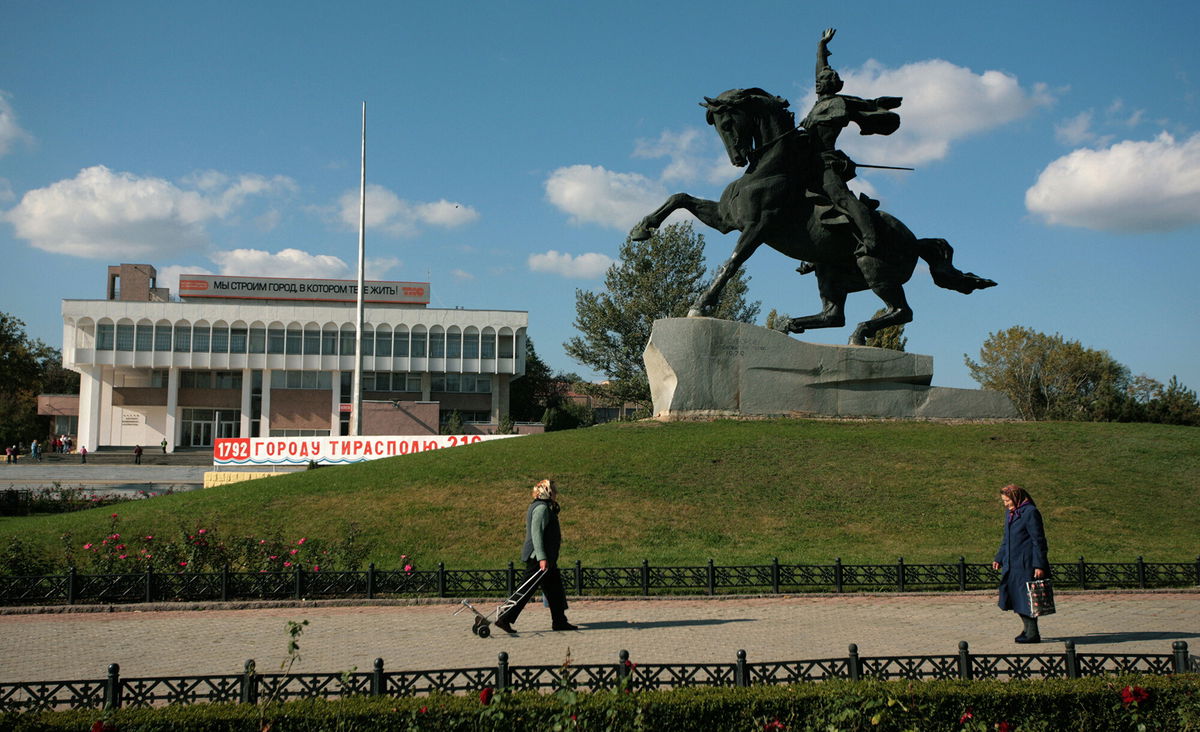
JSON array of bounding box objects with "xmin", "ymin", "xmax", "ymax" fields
[{"xmin": 181, "ymin": 408, "xmax": 241, "ymax": 447}]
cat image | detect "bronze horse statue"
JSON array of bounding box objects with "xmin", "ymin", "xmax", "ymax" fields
[{"xmin": 629, "ymin": 88, "xmax": 996, "ymax": 345}]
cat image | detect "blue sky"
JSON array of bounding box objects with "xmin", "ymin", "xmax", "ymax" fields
[{"xmin": 2, "ymin": 1, "xmax": 1198, "ymax": 392}]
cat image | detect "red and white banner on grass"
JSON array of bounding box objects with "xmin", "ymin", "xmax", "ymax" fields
[{"xmin": 213, "ymin": 435, "xmax": 521, "ymax": 466}]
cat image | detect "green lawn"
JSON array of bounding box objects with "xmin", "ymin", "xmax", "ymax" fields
[{"xmin": 2, "ymin": 419, "xmax": 1196, "ymax": 571}]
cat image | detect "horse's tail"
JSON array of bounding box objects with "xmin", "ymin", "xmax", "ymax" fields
[{"xmin": 915, "ymin": 238, "xmax": 998, "ymax": 294}]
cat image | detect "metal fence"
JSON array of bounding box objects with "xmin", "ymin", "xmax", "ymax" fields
[
  {"xmin": 1, "ymin": 641, "xmax": 1193, "ymax": 712},
  {"xmin": 1, "ymin": 556, "xmax": 1197, "ymax": 606}
]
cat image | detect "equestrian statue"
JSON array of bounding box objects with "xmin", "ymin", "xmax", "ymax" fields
[{"xmin": 630, "ymin": 28, "xmax": 996, "ymax": 345}]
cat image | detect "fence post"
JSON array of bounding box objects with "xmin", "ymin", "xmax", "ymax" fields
[
  {"xmin": 834, "ymin": 557, "xmax": 844, "ymax": 593},
  {"xmin": 957, "ymin": 641, "xmax": 972, "ymax": 680},
  {"xmin": 1078, "ymin": 556, "xmax": 1087, "ymax": 590},
  {"xmin": 369, "ymin": 657, "xmax": 384, "ymax": 696},
  {"xmin": 67, "ymin": 567, "xmax": 77, "ymax": 605},
  {"xmin": 437, "ymin": 562, "xmax": 447, "ymax": 598},
  {"xmin": 105, "ymin": 663, "xmax": 121, "ymax": 710},
  {"xmin": 366, "ymin": 563, "xmax": 376, "ymax": 600},
  {"xmin": 144, "ymin": 568, "xmax": 154, "ymax": 604},
  {"xmin": 847, "ymin": 644, "xmax": 860, "ymax": 681},
  {"xmin": 897, "ymin": 557, "xmax": 905, "ymax": 592},
  {"xmin": 497, "ymin": 652, "xmax": 509, "ymax": 691},
  {"xmin": 641, "ymin": 559, "xmax": 650, "ymax": 597},
  {"xmin": 221, "ymin": 564, "xmax": 231, "ymax": 602},
  {"xmin": 957, "ymin": 556, "xmax": 967, "ymax": 591},
  {"xmin": 735, "ymin": 649, "xmax": 748, "ymax": 687},
  {"xmin": 706, "ymin": 558, "xmax": 715, "ymax": 596},
  {"xmin": 617, "ymin": 650, "xmax": 630, "ymax": 684},
  {"xmin": 1065, "ymin": 640, "xmax": 1079, "ymax": 679},
  {"xmin": 506, "ymin": 561, "xmax": 515, "ymax": 597},
  {"xmin": 575, "ymin": 559, "xmax": 584, "ymax": 595},
  {"xmin": 241, "ymin": 659, "xmax": 258, "ymax": 705},
  {"xmin": 294, "ymin": 566, "xmax": 304, "ymax": 600},
  {"xmin": 1136, "ymin": 556, "xmax": 1146, "ymax": 589},
  {"xmin": 1174, "ymin": 641, "xmax": 1190, "ymax": 674},
  {"xmin": 771, "ymin": 557, "xmax": 780, "ymax": 594},
  {"xmin": 1195, "ymin": 555, "xmax": 1200, "ymax": 587}
]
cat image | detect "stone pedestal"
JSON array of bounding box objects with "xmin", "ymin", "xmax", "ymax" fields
[{"xmin": 643, "ymin": 318, "xmax": 1017, "ymax": 420}]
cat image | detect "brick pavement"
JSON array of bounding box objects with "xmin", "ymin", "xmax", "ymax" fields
[{"xmin": 2, "ymin": 591, "xmax": 1196, "ymax": 682}]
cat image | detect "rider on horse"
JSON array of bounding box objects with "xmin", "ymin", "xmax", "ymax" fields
[{"xmin": 801, "ymin": 28, "xmax": 903, "ymax": 258}]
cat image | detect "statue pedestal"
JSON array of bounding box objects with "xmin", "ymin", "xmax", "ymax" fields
[{"xmin": 643, "ymin": 318, "xmax": 1017, "ymax": 420}]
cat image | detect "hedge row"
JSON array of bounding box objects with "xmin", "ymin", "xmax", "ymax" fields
[{"xmin": 6, "ymin": 674, "xmax": 1199, "ymax": 731}]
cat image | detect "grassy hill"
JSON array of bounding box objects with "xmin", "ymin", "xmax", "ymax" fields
[{"xmin": 2, "ymin": 420, "xmax": 1197, "ymax": 571}]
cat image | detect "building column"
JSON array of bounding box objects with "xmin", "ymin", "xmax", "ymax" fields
[
  {"xmin": 240, "ymin": 368, "xmax": 253, "ymax": 437},
  {"xmin": 421, "ymin": 372, "xmax": 431, "ymax": 401},
  {"xmin": 77, "ymin": 366, "xmax": 104, "ymax": 453},
  {"xmin": 491, "ymin": 374, "xmax": 505, "ymax": 423},
  {"xmin": 165, "ymin": 367, "xmax": 179, "ymax": 452},
  {"xmin": 260, "ymin": 369, "xmax": 272, "ymax": 436},
  {"xmin": 330, "ymin": 370, "xmax": 341, "ymax": 436}
]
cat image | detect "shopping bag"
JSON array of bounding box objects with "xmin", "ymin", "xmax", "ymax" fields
[{"xmin": 1026, "ymin": 578, "xmax": 1056, "ymax": 617}]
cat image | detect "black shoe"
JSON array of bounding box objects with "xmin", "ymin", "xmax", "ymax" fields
[
  {"xmin": 494, "ymin": 618, "xmax": 516, "ymax": 634},
  {"xmin": 1014, "ymin": 634, "xmax": 1041, "ymax": 644},
  {"xmin": 552, "ymin": 622, "xmax": 579, "ymax": 631}
]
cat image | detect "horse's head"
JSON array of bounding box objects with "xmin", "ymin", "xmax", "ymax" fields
[{"xmin": 701, "ymin": 88, "xmax": 792, "ymax": 168}]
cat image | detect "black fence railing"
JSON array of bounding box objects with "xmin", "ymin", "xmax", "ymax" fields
[
  {"xmin": 1, "ymin": 556, "xmax": 1197, "ymax": 607},
  {"xmin": 0, "ymin": 641, "xmax": 1193, "ymax": 712}
]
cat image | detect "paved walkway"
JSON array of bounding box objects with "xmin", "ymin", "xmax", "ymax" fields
[
  {"xmin": 2, "ymin": 592, "xmax": 1196, "ymax": 682},
  {"xmin": 1, "ymin": 463, "xmax": 297, "ymax": 495}
]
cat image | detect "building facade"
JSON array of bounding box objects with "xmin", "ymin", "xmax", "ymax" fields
[{"xmin": 61, "ymin": 264, "xmax": 529, "ymax": 451}]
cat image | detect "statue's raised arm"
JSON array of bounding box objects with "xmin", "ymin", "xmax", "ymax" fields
[{"xmin": 816, "ymin": 27, "xmax": 837, "ymax": 81}]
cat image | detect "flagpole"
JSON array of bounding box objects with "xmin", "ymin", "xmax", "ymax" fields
[{"xmin": 351, "ymin": 101, "xmax": 366, "ymax": 436}]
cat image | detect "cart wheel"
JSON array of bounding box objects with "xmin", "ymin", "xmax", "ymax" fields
[
  {"xmin": 471, "ymin": 624, "xmax": 479, "ymax": 636},
  {"xmin": 477, "ymin": 625, "xmax": 491, "ymax": 639}
]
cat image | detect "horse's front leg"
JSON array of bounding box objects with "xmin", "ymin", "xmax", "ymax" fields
[
  {"xmin": 631, "ymin": 193, "xmax": 732, "ymax": 241},
  {"xmin": 689, "ymin": 227, "xmax": 763, "ymax": 316}
]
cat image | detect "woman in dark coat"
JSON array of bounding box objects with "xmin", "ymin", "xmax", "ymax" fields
[
  {"xmin": 992, "ymin": 484, "xmax": 1050, "ymax": 643},
  {"xmin": 493, "ymin": 479, "xmax": 577, "ymax": 633}
]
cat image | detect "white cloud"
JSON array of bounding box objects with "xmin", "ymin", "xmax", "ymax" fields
[
  {"xmin": 3, "ymin": 165, "xmax": 295, "ymax": 258},
  {"xmin": 211, "ymin": 248, "xmax": 351, "ymax": 278},
  {"xmin": 1055, "ymin": 111, "xmax": 1104, "ymax": 147},
  {"xmin": 544, "ymin": 164, "xmax": 667, "ymax": 230},
  {"xmin": 450, "ymin": 269, "xmax": 475, "ymax": 281},
  {"xmin": 337, "ymin": 184, "xmax": 479, "ymax": 236},
  {"xmin": 528, "ymin": 250, "xmax": 614, "ymax": 279},
  {"xmin": 808, "ymin": 59, "xmax": 1054, "ymax": 166},
  {"xmin": 0, "ymin": 91, "xmax": 33, "ymax": 156},
  {"xmin": 0, "ymin": 178, "xmax": 14, "ymax": 204},
  {"xmin": 1026, "ymin": 131, "xmax": 1200, "ymax": 232},
  {"xmin": 153, "ymin": 252, "xmax": 401, "ymax": 293}
]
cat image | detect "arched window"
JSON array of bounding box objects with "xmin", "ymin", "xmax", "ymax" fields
[{"xmin": 375, "ymin": 325, "xmax": 392, "ymax": 357}]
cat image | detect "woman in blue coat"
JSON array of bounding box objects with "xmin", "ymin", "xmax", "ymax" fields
[{"xmin": 992, "ymin": 484, "xmax": 1050, "ymax": 643}]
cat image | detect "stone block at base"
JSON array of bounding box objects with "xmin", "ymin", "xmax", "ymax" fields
[{"xmin": 643, "ymin": 318, "xmax": 1017, "ymax": 420}]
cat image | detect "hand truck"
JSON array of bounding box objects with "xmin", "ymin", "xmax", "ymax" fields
[{"xmin": 453, "ymin": 567, "xmax": 546, "ymax": 638}]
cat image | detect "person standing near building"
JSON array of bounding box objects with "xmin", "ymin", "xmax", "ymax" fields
[
  {"xmin": 494, "ymin": 479, "xmax": 578, "ymax": 633},
  {"xmin": 133, "ymin": 445, "xmax": 143, "ymax": 465},
  {"xmin": 992, "ymin": 484, "xmax": 1050, "ymax": 643},
  {"xmin": 79, "ymin": 445, "xmax": 87, "ymax": 464},
  {"xmin": 161, "ymin": 438, "xmax": 168, "ymax": 454},
  {"xmin": 31, "ymin": 440, "xmax": 41, "ymax": 462}
]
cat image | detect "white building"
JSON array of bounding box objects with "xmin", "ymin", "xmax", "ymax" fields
[{"xmin": 60, "ymin": 264, "xmax": 529, "ymax": 451}]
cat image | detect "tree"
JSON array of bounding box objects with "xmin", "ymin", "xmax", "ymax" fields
[
  {"xmin": 964, "ymin": 326, "xmax": 1131, "ymax": 421},
  {"xmin": 564, "ymin": 222, "xmax": 760, "ymax": 412},
  {"xmin": 1, "ymin": 313, "xmax": 78, "ymax": 446},
  {"xmin": 507, "ymin": 338, "xmax": 557, "ymax": 422},
  {"xmin": 864, "ymin": 308, "xmax": 907, "ymax": 351}
]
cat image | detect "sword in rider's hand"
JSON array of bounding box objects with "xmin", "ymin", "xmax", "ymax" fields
[{"xmin": 855, "ymin": 163, "xmax": 915, "ymax": 171}]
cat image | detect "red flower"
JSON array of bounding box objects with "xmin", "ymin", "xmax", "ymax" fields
[
  {"xmin": 479, "ymin": 687, "xmax": 493, "ymax": 706},
  {"xmin": 995, "ymin": 722, "xmax": 1013, "ymax": 732},
  {"xmin": 1121, "ymin": 684, "xmax": 1150, "ymax": 705},
  {"xmin": 418, "ymin": 705, "xmax": 427, "ymax": 714},
  {"xmin": 959, "ymin": 708, "xmax": 974, "ymax": 724},
  {"xmin": 764, "ymin": 720, "xmax": 786, "ymax": 731}
]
